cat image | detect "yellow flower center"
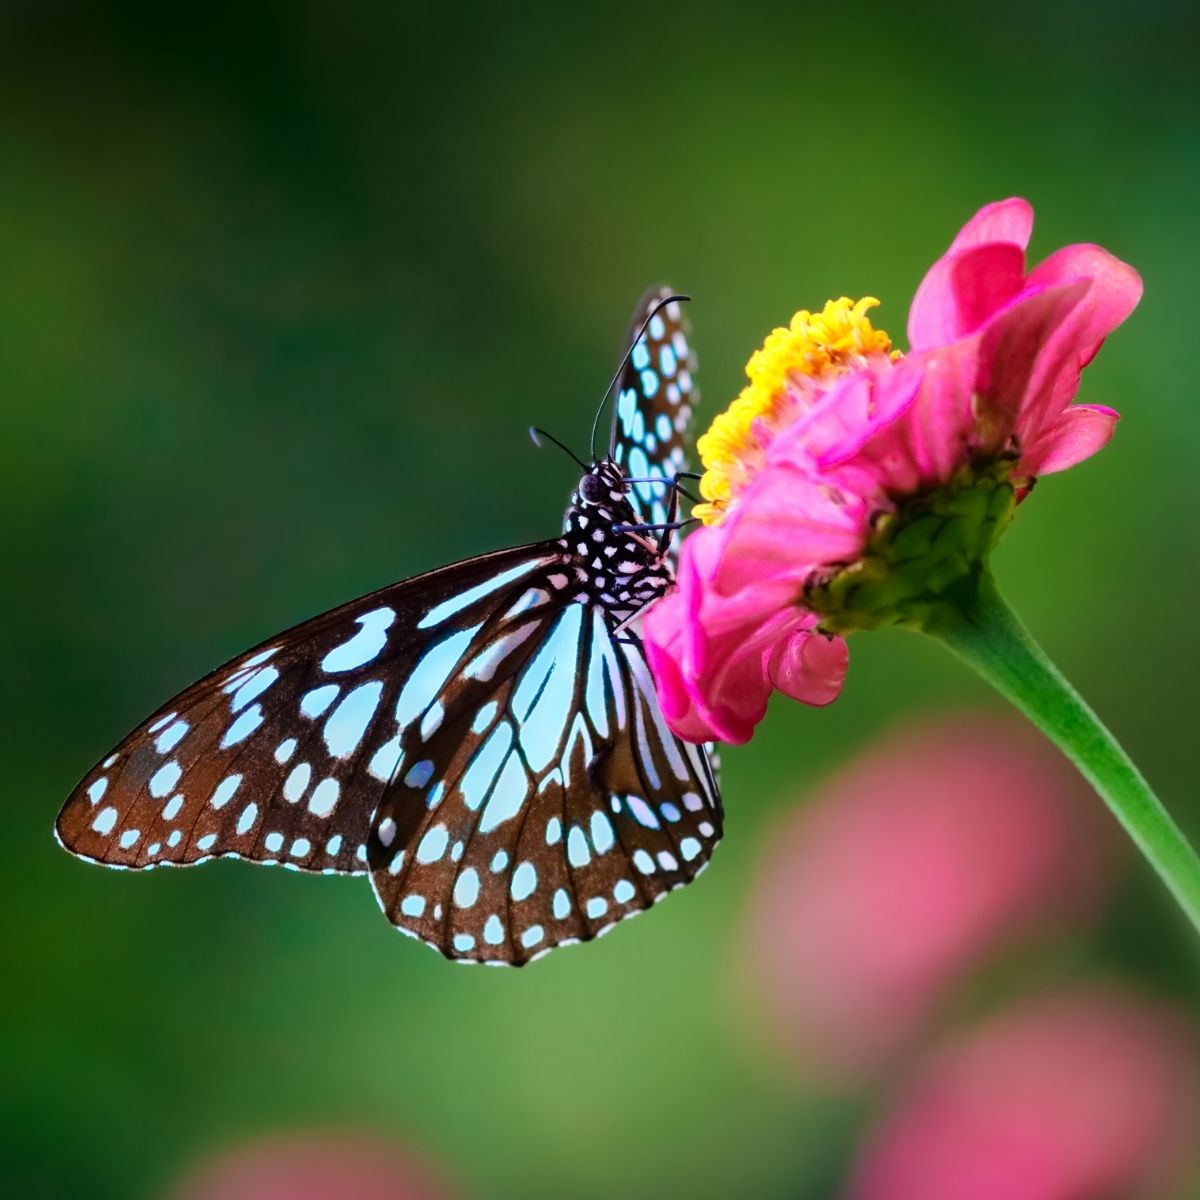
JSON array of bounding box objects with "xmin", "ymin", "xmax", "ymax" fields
[{"xmin": 694, "ymin": 296, "xmax": 898, "ymax": 524}]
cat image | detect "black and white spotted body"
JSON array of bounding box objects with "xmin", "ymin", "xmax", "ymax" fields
[{"xmin": 558, "ymin": 459, "xmax": 675, "ymax": 619}]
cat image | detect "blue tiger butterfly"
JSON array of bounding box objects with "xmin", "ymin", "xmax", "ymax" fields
[{"xmin": 56, "ymin": 287, "xmax": 721, "ymax": 966}]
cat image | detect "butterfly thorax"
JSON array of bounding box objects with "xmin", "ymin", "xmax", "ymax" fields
[{"xmin": 556, "ymin": 459, "xmax": 673, "ymax": 623}]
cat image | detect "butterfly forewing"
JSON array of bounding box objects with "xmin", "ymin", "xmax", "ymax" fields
[
  {"xmin": 57, "ymin": 546, "xmax": 559, "ymax": 876},
  {"xmin": 368, "ymin": 603, "xmax": 721, "ymax": 965},
  {"xmin": 611, "ymin": 286, "xmax": 698, "ymax": 531}
]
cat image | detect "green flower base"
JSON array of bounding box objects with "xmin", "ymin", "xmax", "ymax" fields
[{"xmin": 806, "ymin": 459, "xmax": 1018, "ymax": 634}]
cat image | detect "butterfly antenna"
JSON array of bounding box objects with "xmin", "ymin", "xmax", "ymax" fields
[
  {"xmin": 589, "ymin": 292, "xmax": 691, "ymax": 461},
  {"xmin": 529, "ymin": 426, "xmax": 589, "ymax": 472}
]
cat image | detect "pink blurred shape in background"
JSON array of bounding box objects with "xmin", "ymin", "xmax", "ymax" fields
[
  {"xmin": 848, "ymin": 988, "xmax": 1198, "ymax": 1200},
  {"xmin": 746, "ymin": 713, "xmax": 1119, "ymax": 1080},
  {"xmin": 166, "ymin": 1132, "xmax": 457, "ymax": 1200}
]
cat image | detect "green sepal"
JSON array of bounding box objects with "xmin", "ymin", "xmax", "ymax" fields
[{"xmin": 806, "ymin": 458, "xmax": 1018, "ymax": 634}]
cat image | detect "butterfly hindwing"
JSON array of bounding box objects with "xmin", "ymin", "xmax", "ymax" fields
[
  {"xmin": 611, "ymin": 286, "xmax": 698, "ymax": 531},
  {"xmin": 56, "ymin": 546, "xmax": 559, "ymax": 876},
  {"xmin": 368, "ymin": 602, "xmax": 721, "ymax": 965}
]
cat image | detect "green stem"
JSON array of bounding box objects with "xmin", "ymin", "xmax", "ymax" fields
[{"xmin": 922, "ymin": 569, "xmax": 1200, "ymax": 932}]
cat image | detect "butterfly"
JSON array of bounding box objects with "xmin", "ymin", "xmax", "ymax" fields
[{"xmin": 56, "ymin": 287, "xmax": 721, "ymax": 966}]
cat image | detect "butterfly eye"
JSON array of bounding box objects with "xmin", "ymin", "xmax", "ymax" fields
[{"xmin": 579, "ymin": 474, "xmax": 606, "ymax": 503}]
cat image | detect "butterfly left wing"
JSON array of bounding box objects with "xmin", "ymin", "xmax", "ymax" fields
[
  {"xmin": 369, "ymin": 601, "xmax": 722, "ymax": 965},
  {"xmin": 610, "ymin": 286, "xmax": 698, "ymax": 531},
  {"xmin": 56, "ymin": 545, "xmax": 562, "ymax": 876}
]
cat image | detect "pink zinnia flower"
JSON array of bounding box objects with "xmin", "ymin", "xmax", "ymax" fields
[
  {"xmin": 848, "ymin": 989, "xmax": 1198, "ymax": 1200},
  {"xmin": 743, "ymin": 714, "xmax": 1118, "ymax": 1081},
  {"xmin": 645, "ymin": 199, "xmax": 1142, "ymax": 743}
]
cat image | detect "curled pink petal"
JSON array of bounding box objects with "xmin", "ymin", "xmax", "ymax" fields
[
  {"xmin": 642, "ymin": 592, "xmax": 700, "ymax": 727},
  {"xmin": 1021, "ymin": 402, "xmax": 1120, "ymax": 476},
  {"xmin": 1026, "ymin": 242, "xmax": 1144, "ymax": 367},
  {"xmin": 766, "ymin": 629, "xmax": 847, "ymax": 707}
]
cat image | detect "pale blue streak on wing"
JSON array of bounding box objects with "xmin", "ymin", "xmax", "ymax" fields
[
  {"xmin": 416, "ymin": 560, "xmax": 544, "ymax": 630},
  {"xmin": 477, "ymin": 752, "xmax": 529, "ymax": 834},
  {"xmin": 230, "ymin": 667, "xmax": 279, "ymax": 714},
  {"xmin": 517, "ymin": 607, "xmax": 583, "ymax": 771},
  {"xmin": 460, "ymin": 722, "xmax": 514, "ymax": 812},
  {"xmin": 584, "ymin": 610, "xmax": 610, "ymax": 738},
  {"xmin": 394, "ymin": 623, "xmax": 481, "ymax": 727},
  {"xmin": 624, "ymin": 648, "xmax": 690, "ymax": 782}
]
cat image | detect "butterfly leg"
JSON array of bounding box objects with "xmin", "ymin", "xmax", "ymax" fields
[{"xmin": 654, "ymin": 468, "xmax": 703, "ymax": 554}]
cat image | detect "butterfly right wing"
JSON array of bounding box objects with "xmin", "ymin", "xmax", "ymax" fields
[
  {"xmin": 611, "ymin": 286, "xmax": 698, "ymax": 532},
  {"xmin": 56, "ymin": 545, "xmax": 563, "ymax": 876}
]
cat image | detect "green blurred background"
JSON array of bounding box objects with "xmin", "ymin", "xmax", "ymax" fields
[{"xmin": 4, "ymin": 2, "xmax": 1198, "ymax": 1196}]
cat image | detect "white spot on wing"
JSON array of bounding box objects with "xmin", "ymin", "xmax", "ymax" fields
[
  {"xmin": 221, "ymin": 703, "xmax": 263, "ymax": 749},
  {"xmin": 323, "ymin": 680, "xmax": 384, "ymax": 758},
  {"xmin": 283, "ymin": 763, "xmax": 311, "ymax": 803},
  {"xmin": 454, "ymin": 867, "xmax": 480, "ymax": 908},
  {"xmin": 307, "ymin": 778, "xmax": 340, "ymax": 818},
  {"xmin": 367, "ymin": 735, "xmax": 404, "ymax": 783},
  {"xmin": 148, "ymin": 761, "xmax": 182, "ymax": 799},
  {"xmin": 154, "ymin": 719, "xmax": 189, "ymax": 754},
  {"xmin": 211, "ymin": 775, "xmax": 242, "ymax": 810}
]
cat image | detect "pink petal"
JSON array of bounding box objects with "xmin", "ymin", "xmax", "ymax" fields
[
  {"xmin": 907, "ymin": 243, "xmax": 1027, "ymax": 351},
  {"xmin": 975, "ymin": 281, "xmax": 1088, "ymax": 443},
  {"xmin": 767, "ymin": 630, "xmax": 847, "ymax": 707},
  {"xmin": 813, "ymin": 347, "xmax": 978, "ymax": 494},
  {"xmin": 713, "ymin": 462, "xmax": 871, "ymax": 595},
  {"xmin": 692, "ymin": 606, "xmax": 836, "ymax": 743},
  {"xmin": 946, "ymin": 197, "xmax": 1035, "ymax": 255},
  {"xmin": 642, "ymin": 592, "xmax": 697, "ymax": 726},
  {"xmin": 698, "ymin": 649, "xmax": 776, "ymax": 744},
  {"xmin": 866, "ymin": 342, "xmax": 979, "ymax": 486},
  {"xmin": 1020, "ymin": 403, "xmax": 1119, "ymax": 476},
  {"xmin": 1026, "ymin": 243, "xmax": 1143, "ymax": 367},
  {"xmin": 907, "ymin": 199, "xmax": 1034, "ymax": 350}
]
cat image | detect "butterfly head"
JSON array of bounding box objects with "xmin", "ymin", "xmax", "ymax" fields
[{"xmin": 576, "ymin": 459, "xmax": 629, "ymax": 510}]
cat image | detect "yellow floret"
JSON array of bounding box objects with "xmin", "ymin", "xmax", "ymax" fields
[{"xmin": 695, "ymin": 297, "xmax": 896, "ymax": 525}]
